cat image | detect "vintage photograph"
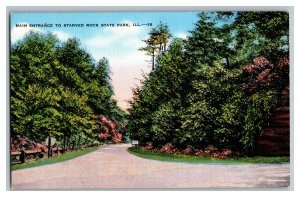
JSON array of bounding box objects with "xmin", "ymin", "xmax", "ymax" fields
[{"xmin": 9, "ymin": 11, "xmax": 290, "ymax": 189}]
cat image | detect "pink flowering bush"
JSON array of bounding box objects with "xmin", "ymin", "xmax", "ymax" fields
[
  {"xmin": 241, "ymin": 56, "xmax": 289, "ymax": 95},
  {"xmin": 11, "ymin": 136, "xmax": 48, "ymax": 152},
  {"xmin": 181, "ymin": 147, "xmax": 193, "ymax": 155},
  {"xmin": 142, "ymin": 143, "xmax": 236, "ymax": 159},
  {"xmin": 143, "ymin": 142, "xmax": 153, "ymax": 150},
  {"xmin": 94, "ymin": 115, "xmax": 123, "ymax": 143},
  {"xmin": 157, "ymin": 143, "xmax": 178, "ymax": 154}
]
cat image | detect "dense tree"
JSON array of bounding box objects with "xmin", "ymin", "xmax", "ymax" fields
[
  {"xmin": 10, "ymin": 32, "xmax": 126, "ymax": 146},
  {"xmin": 11, "ymin": 33, "xmax": 62, "ymax": 141},
  {"xmin": 129, "ymin": 40, "xmax": 186, "ymax": 146},
  {"xmin": 128, "ymin": 12, "xmax": 289, "ymax": 154}
]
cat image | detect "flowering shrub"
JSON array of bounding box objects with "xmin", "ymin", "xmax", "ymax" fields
[
  {"xmin": 99, "ymin": 132, "xmax": 110, "ymax": 140},
  {"xmin": 157, "ymin": 143, "xmax": 178, "ymax": 154},
  {"xmin": 212, "ymin": 149, "xmax": 233, "ymax": 159},
  {"xmin": 181, "ymin": 148, "xmax": 193, "ymax": 155},
  {"xmin": 11, "ymin": 136, "xmax": 48, "ymax": 152},
  {"xmin": 242, "ymin": 56, "xmax": 289, "ymax": 95},
  {"xmin": 143, "ymin": 143, "xmax": 236, "ymax": 159},
  {"xmin": 143, "ymin": 142, "xmax": 153, "ymax": 150},
  {"xmin": 94, "ymin": 115, "xmax": 123, "ymax": 143}
]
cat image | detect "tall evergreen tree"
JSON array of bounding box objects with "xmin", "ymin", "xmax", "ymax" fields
[
  {"xmin": 10, "ymin": 32, "xmax": 127, "ymax": 145},
  {"xmin": 128, "ymin": 11, "xmax": 289, "ymax": 153},
  {"xmin": 139, "ymin": 22, "xmax": 171, "ymax": 70}
]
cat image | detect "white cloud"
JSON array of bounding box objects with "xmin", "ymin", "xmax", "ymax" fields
[
  {"xmin": 85, "ymin": 36, "xmax": 113, "ymax": 48},
  {"xmin": 82, "ymin": 21, "xmax": 152, "ymax": 110},
  {"xmin": 83, "ymin": 19, "xmax": 150, "ymax": 71},
  {"xmin": 84, "ymin": 20, "xmax": 146, "ymax": 53},
  {"xmin": 11, "ymin": 23, "xmax": 72, "ymax": 43},
  {"xmin": 52, "ymin": 30, "xmax": 71, "ymax": 42},
  {"xmin": 11, "ymin": 23, "xmax": 42, "ymax": 43},
  {"xmin": 175, "ymin": 32, "xmax": 188, "ymax": 39}
]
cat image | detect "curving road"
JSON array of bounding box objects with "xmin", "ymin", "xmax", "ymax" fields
[{"xmin": 11, "ymin": 144, "xmax": 290, "ymax": 189}]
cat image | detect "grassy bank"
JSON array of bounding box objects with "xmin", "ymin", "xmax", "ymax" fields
[
  {"xmin": 128, "ymin": 147, "xmax": 289, "ymax": 164},
  {"xmin": 11, "ymin": 147, "xmax": 98, "ymax": 171}
]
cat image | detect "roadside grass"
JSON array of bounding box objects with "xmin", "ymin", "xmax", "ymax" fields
[
  {"xmin": 11, "ymin": 147, "xmax": 98, "ymax": 171},
  {"xmin": 128, "ymin": 147, "xmax": 290, "ymax": 164}
]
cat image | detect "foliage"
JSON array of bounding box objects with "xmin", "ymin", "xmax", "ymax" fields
[
  {"xmin": 10, "ymin": 32, "xmax": 126, "ymax": 146},
  {"xmin": 128, "ymin": 40, "xmax": 187, "ymax": 146},
  {"xmin": 11, "ymin": 135, "xmax": 48, "ymax": 152},
  {"xmin": 128, "ymin": 12, "xmax": 289, "ymax": 154},
  {"xmin": 94, "ymin": 115, "xmax": 123, "ymax": 143},
  {"xmin": 128, "ymin": 147, "xmax": 290, "ymax": 164},
  {"xmin": 139, "ymin": 22, "xmax": 172, "ymax": 70}
]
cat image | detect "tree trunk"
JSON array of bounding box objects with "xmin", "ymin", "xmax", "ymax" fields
[
  {"xmin": 152, "ymin": 52, "xmax": 155, "ymax": 70},
  {"xmin": 159, "ymin": 43, "xmax": 162, "ymax": 54},
  {"xmin": 226, "ymin": 56, "xmax": 230, "ymax": 67}
]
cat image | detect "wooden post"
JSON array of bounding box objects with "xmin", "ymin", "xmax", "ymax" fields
[
  {"xmin": 36, "ymin": 151, "xmax": 40, "ymax": 160},
  {"xmin": 47, "ymin": 136, "xmax": 51, "ymax": 158},
  {"xmin": 20, "ymin": 150, "xmax": 25, "ymax": 164}
]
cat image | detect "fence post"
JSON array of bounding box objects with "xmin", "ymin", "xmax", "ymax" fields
[
  {"xmin": 47, "ymin": 136, "xmax": 51, "ymax": 158},
  {"xmin": 36, "ymin": 151, "xmax": 40, "ymax": 161},
  {"xmin": 20, "ymin": 150, "xmax": 25, "ymax": 163}
]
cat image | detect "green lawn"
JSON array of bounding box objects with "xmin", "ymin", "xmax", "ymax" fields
[
  {"xmin": 11, "ymin": 147, "xmax": 98, "ymax": 171},
  {"xmin": 128, "ymin": 147, "xmax": 290, "ymax": 164}
]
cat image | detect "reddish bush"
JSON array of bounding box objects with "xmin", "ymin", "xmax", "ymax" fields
[
  {"xmin": 207, "ymin": 146, "xmax": 218, "ymax": 152},
  {"xmin": 253, "ymin": 56, "xmax": 270, "ymax": 66},
  {"xmin": 212, "ymin": 149, "xmax": 233, "ymax": 159},
  {"xmin": 242, "ymin": 64, "xmax": 256, "ymax": 73},
  {"xmin": 112, "ymin": 133, "xmax": 122, "ymax": 143},
  {"xmin": 94, "ymin": 115, "xmax": 123, "ymax": 143},
  {"xmin": 241, "ymin": 56, "xmax": 289, "ymax": 94},
  {"xmin": 11, "ymin": 136, "xmax": 48, "ymax": 152},
  {"xmin": 99, "ymin": 132, "xmax": 110, "ymax": 140},
  {"xmin": 182, "ymin": 148, "xmax": 193, "ymax": 155},
  {"xmin": 143, "ymin": 143, "xmax": 153, "ymax": 150},
  {"xmin": 157, "ymin": 143, "xmax": 178, "ymax": 154},
  {"xmin": 194, "ymin": 149, "xmax": 205, "ymax": 156},
  {"xmin": 108, "ymin": 121, "xmax": 116, "ymax": 130},
  {"xmin": 282, "ymin": 86, "xmax": 289, "ymax": 106},
  {"xmin": 222, "ymin": 149, "xmax": 233, "ymax": 157},
  {"xmin": 278, "ymin": 56, "xmax": 289, "ymax": 69},
  {"xmin": 146, "ymin": 143, "xmax": 236, "ymax": 159},
  {"xmin": 34, "ymin": 143, "xmax": 47, "ymax": 152}
]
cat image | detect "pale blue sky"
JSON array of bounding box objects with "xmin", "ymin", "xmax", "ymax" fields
[
  {"xmin": 10, "ymin": 12, "xmax": 199, "ymax": 109},
  {"xmin": 11, "ymin": 12, "xmax": 198, "ymax": 40}
]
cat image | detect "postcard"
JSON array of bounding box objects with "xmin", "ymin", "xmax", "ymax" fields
[{"xmin": 9, "ymin": 11, "xmax": 291, "ymax": 189}]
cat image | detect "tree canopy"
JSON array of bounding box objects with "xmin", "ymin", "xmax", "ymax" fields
[
  {"xmin": 139, "ymin": 22, "xmax": 172, "ymax": 70},
  {"xmin": 128, "ymin": 11, "xmax": 289, "ymax": 154},
  {"xmin": 10, "ymin": 32, "xmax": 127, "ymax": 146}
]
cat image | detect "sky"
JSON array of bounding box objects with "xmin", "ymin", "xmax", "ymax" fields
[{"xmin": 10, "ymin": 12, "xmax": 199, "ymax": 110}]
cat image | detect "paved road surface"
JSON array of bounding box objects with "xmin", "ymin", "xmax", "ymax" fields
[{"xmin": 11, "ymin": 144, "xmax": 290, "ymax": 189}]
